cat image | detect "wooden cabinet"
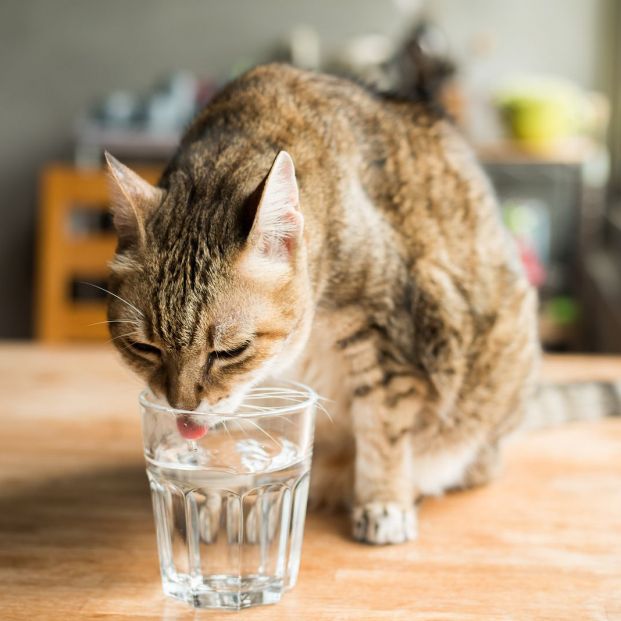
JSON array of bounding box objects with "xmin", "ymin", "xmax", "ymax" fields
[{"xmin": 36, "ymin": 165, "xmax": 160, "ymax": 342}]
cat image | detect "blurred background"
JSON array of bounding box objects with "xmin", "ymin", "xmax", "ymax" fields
[{"xmin": 1, "ymin": 0, "xmax": 620, "ymax": 351}]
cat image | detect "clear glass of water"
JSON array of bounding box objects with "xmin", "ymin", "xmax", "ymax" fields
[{"xmin": 140, "ymin": 382, "xmax": 317, "ymax": 610}]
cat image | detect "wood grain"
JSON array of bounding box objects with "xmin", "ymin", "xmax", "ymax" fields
[{"xmin": 0, "ymin": 344, "xmax": 620, "ymax": 620}]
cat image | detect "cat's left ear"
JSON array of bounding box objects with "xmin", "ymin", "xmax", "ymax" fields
[
  {"xmin": 105, "ymin": 152, "xmax": 164, "ymax": 249},
  {"xmin": 247, "ymin": 151, "xmax": 304, "ymax": 262}
]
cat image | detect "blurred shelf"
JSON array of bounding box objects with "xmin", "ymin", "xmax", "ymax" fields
[
  {"xmin": 580, "ymin": 250, "xmax": 621, "ymax": 353},
  {"xmin": 74, "ymin": 119, "xmax": 180, "ymax": 168},
  {"xmin": 36, "ymin": 164, "xmax": 161, "ymax": 342},
  {"xmin": 476, "ymin": 137, "xmax": 602, "ymax": 165}
]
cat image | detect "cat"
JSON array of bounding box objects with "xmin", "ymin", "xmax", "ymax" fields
[{"xmin": 105, "ymin": 63, "xmax": 541, "ymax": 545}]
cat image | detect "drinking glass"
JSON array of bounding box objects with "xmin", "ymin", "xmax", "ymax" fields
[{"xmin": 140, "ymin": 381, "xmax": 317, "ymax": 610}]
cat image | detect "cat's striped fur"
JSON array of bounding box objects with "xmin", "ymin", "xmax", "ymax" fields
[{"xmin": 106, "ymin": 64, "xmax": 617, "ymax": 544}]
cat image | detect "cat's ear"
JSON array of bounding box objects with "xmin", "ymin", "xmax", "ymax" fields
[
  {"xmin": 105, "ymin": 152, "xmax": 163, "ymax": 248},
  {"xmin": 247, "ymin": 151, "xmax": 304, "ymax": 262}
]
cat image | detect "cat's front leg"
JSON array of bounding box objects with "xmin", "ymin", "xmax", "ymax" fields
[
  {"xmin": 330, "ymin": 311, "xmax": 424, "ymax": 544},
  {"xmin": 350, "ymin": 384, "xmax": 419, "ymax": 545}
]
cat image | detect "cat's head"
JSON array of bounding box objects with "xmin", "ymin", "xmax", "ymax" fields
[{"xmin": 105, "ymin": 150, "xmax": 313, "ymax": 413}]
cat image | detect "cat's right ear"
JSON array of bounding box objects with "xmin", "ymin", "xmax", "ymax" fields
[
  {"xmin": 245, "ymin": 151, "xmax": 303, "ymax": 261},
  {"xmin": 105, "ymin": 152, "xmax": 163, "ymax": 248}
]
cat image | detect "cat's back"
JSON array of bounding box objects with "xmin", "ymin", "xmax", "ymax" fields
[
  {"xmin": 178, "ymin": 64, "xmax": 461, "ymax": 216},
  {"xmin": 181, "ymin": 63, "xmax": 398, "ymax": 150},
  {"xmin": 190, "ymin": 64, "xmax": 479, "ymax": 216},
  {"xmin": 172, "ymin": 65, "xmax": 508, "ymax": 274}
]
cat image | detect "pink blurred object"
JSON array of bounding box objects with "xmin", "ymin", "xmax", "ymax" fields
[{"xmin": 517, "ymin": 238, "xmax": 546, "ymax": 287}]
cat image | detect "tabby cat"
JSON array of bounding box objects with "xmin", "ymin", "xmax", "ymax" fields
[{"xmin": 106, "ymin": 63, "xmax": 540, "ymax": 544}]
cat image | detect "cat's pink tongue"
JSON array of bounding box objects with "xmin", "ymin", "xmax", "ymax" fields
[{"xmin": 176, "ymin": 415, "xmax": 207, "ymax": 440}]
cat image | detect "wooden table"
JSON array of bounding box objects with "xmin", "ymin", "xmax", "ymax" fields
[{"xmin": 1, "ymin": 344, "xmax": 620, "ymax": 620}]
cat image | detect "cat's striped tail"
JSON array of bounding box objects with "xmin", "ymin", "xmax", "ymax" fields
[{"xmin": 522, "ymin": 381, "xmax": 621, "ymax": 430}]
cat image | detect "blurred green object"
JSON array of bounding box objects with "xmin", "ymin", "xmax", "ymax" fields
[
  {"xmin": 545, "ymin": 296, "xmax": 580, "ymax": 326},
  {"xmin": 502, "ymin": 198, "xmax": 550, "ymax": 265},
  {"xmin": 495, "ymin": 77, "xmax": 583, "ymax": 146}
]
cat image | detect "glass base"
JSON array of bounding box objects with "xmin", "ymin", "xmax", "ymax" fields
[{"xmin": 162, "ymin": 574, "xmax": 285, "ymax": 610}]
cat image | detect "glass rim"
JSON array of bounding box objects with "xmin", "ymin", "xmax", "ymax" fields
[{"xmin": 139, "ymin": 380, "xmax": 318, "ymax": 420}]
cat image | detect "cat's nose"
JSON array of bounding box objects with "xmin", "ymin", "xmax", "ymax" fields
[
  {"xmin": 165, "ymin": 355, "xmax": 205, "ymax": 411},
  {"xmin": 166, "ymin": 382, "xmax": 203, "ymax": 412},
  {"xmin": 167, "ymin": 393, "xmax": 201, "ymax": 412}
]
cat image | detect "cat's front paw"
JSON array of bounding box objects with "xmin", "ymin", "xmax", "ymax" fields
[{"xmin": 352, "ymin": 502, "xmax": 417, "ymax": 544}]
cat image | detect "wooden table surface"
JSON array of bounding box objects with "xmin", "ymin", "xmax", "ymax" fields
[{"xmin": 1, "ymin": 344, "xmax": 620, "ymax": 621}]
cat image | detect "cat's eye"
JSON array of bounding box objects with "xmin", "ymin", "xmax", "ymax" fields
[
  {"xmin": 213, "ymin": 341, "xmax": 251, "ymax": 360},
  {"xmin": 130, "ymin": 341, "xmax": 161, "ymax": 358}
]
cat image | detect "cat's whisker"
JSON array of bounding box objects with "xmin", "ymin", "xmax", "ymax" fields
[
  {"xmin": 237, "ymin": 408, "xmax": 298, "ymax": 429},
  {"xmin": 107, "ymin": 331, "xmax": 141, "ymax": 345},
  {"xmin": 244, "ymin": 390, "xmax": 324, "ymax": 402},
  {"xmin": 316, "ymin": 401, "xmax": 334, "ymax": 424},
  {"xmin": 237, "ymin": 410, "xmax": 298, "ymax": 426},
  {"xmin": 251, "ymin": 387, "xmax": 304, "ymax": 394},
  {"xmin": 240, "ymin": 390, "xmax": 333, "ymax": 422},
  {"xmin": 110, "ymin": 330, "xmax": 141, "ymax": 340},
  {"xmin": 244, "ymin": 389, "xmax": 314, "ymax": 399},
  {"xmin": 238, "ymin": 418, "xmax": 283, "ymax": 449},
  {"xmin": 79, "ymin": 281, "xmax": 144, "ymax": 319},
  {"xmin": 238, "ymin": 403, "xmax": 275, "ymax": 411},
  {"xmin": 88, "ymin": 320, "xmax": 139, "ymax": 327},
  {"xmin": 221, "ymin": 419, "xmax": 235, "ymax": 442},
  {"xmin": 232, "ymin": 419, "xmax": 250, "ymax": 442}
]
